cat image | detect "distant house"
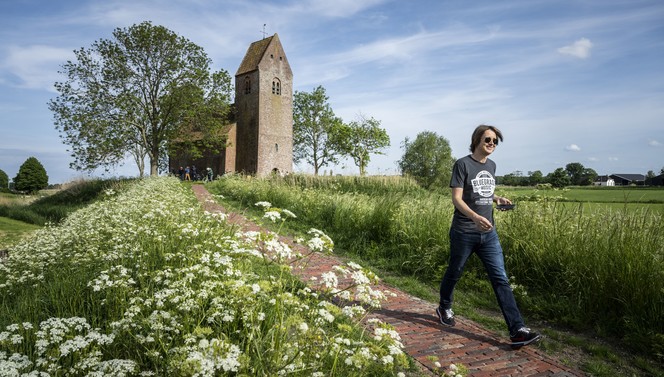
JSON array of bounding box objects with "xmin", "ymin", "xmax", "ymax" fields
[
  {"xmin": 594, "ymin": 175, "xmax": 615, "ymax": 186},
  {"xmin": 609, "ymin": 174, "xmax": 646, "ymax": 186},
  {"xmin": 646, "ymin": 174, "xmax": 664, "ymax": 186}
]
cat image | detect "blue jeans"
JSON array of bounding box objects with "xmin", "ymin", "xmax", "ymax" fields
[{"xmin": 439, "ymin": 228, "xmax": 525, "ymax": 334}]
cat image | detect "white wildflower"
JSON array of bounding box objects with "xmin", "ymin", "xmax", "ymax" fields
[
  {"xmin": 263, "ymin": 211, "xmax": 281, "ymax": 222},
  {"xmin": 255, "ymin": 201, "xmax": 272, "ymax": 208}
]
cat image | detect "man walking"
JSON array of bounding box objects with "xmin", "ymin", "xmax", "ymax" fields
[{"xmin": 436, "ymin": 124, "xmax": 541, "ymax": 349}]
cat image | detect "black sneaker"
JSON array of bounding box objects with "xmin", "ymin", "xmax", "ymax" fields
[
  {"xmin": 436, "ymin": 306, "xmax": 455, "ymax": 327},
  {"xmin": 510, "ymin": 327, "xmax": 541, "ymax": 349}
]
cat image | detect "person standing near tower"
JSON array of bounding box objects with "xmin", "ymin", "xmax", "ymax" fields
[{"xmin": 436, "ymin": 124, "xmax": 541, "ymax": 349}]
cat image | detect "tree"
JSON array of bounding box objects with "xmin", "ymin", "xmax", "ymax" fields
[
  {"xmin": 0, "ymin": 169, "xmax": 8, "ymax": 192},
  {"xmin": 397, "ymin": 131, "xmax": 455, "ymax": 190},
  {"xmin": 49, "ymin": 21, "xmax": 233, "ymax": 177},
  {"xmin": 546, "ymin": 167, "xmax": 571, "ymax": 188},
  {"xmin": 335, "ymin": 114, "xmax": 390, "ymax": 175},
  {"xmin": 14, "ymin": 157, "xmax": 48, "ymax": 193},
  {"xmin": 579, "ymin": 167, "xmax": 598, "ymax": 186},
  {"xmin": 293, "ymin": 86, "xmax": 344, "ymax": 175},
  {"xmin": 565, "ymin": 162, "xmax": 585, "ymax": 185},
  {"xmin": 528, "ymin": 170, "xmax": 544, "ymax": 186}
]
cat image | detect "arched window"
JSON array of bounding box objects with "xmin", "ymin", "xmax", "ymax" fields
[
  {"xmin": 272, "ymin": 78, "xmax": 281, "ymax": 95},
  {"xmin": 275, "ymin": 143, "xmax": 279, "ymax": 152},
  {"xmin": 244, "ymin": 77, "xmax": 251, "ymax": 94}
]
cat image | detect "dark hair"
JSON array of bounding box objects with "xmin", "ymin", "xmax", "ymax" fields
[{"xmin": 470, "ymin": 124, "xmax": 503, "ymax": 152}]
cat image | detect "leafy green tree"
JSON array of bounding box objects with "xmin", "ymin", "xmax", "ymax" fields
[
  {"xmin": 13, "ymin": 157, "xmax": 48, "ymax": 193},
  {"xmin": 579, "ymin": 167, "xmax": 598, "ymax": 186},
  {"xmin": 397, "ymin": 131, "xmax": 455, "ymax": 190},
  {"xmin": 335, "ymin": 114, "xmax": 390, "ymax": 175},
  {"xmin": 0, "ymin": 169, "xmax": 9, "ymax": 192},
  {"xmin": 546, "ymin": 167, "xmax": 571, "ymax": 188},
  {"xmin": 565, "ymin": 162, "xmax": 585, "ymax": 185},
  {"xmin": 49, "ymin": 21, "xmax": 233, "ymax": 177},
  {"xmin": 528, "ymin": 170, "xmax": 544, "ymax": 186},
  {"xmin": 293, "ymin": 86, "xmax": 344, "ymax": 175}
]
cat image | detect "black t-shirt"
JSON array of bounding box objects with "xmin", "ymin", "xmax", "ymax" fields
[{"xmin": 449, "ymin": 155, "xmax": 496, "ymax": 233}]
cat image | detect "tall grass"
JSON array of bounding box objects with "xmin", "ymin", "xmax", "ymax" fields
[
  {"xmin": 208, "ymin": 175, "xmax": 453, "ymax": 276},
  {"xmin": 0, "ymin": 179, "xmax": 130, "ymax": 225},
  {"xmin": 499, "ymin": 201, "xmax": 664, "ymax": 355},
  {"xmin": 208, "ymin": 174, "xmax": 664, "ymax": 361},
  {"xmin": 0, "ymin": 177, "xmax": 411, "ymax": 375}
]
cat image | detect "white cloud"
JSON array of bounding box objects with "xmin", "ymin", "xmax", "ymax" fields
[
  {"xmin": 2, "ymin": 45, "xmax": 73, "ymax": 91},
  {"xmin": 557, "ymin": 38, "xmax": 593, "ymax": 59},
  {"xmin": 294, "ymin": 0, "xmax": 388, "ymax": 18},
  {"xmin": 649, "ymin": 139, "xmax": 662, "ymax": 147},
  {"xmin": 565, "ymin": 144, "xmax": 581, "ymax": 151},
  {"xmin": 608, "ymin": 157, "xmax": 619, "ymax": 161}
]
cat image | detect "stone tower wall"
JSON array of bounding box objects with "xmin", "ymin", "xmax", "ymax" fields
[{"xmin": 256, "ymin": 40, "xmax": 293, "ymax": 176}]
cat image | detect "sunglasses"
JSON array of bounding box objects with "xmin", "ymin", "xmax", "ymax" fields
[{"xmin": 483, "ymin": 137, "xmax": 499, "ymax": 145}]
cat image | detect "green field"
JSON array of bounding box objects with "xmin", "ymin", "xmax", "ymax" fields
[
  {"xmin": 499, "ymin": 186, "xmax": 664, "ymax": 202},
  {"xmin": 0, "ymin": 216, "xmax": 40, "ymax": 248},
  {"xmin": 496, "ymin": 186, "xmax": 664, "ymax": 214}
]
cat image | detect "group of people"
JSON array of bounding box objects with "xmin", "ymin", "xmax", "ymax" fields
[{"xmin": 175, "ymin": 166, "xmax": 214, "ymax": 182}]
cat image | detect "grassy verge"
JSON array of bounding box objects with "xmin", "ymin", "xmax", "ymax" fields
[
  {"xmin": 0, "ymin": 217, "xmax": 40, "ymax": 249},
  {"xmin": 0, "ymin": 179, "xmax": 131, "ymax": 225}
]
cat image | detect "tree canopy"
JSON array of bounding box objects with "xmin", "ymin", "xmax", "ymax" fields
[
  {"xmin": 14, "ymin": 157, "xmax": 48, "ymax": 193},
  {"xmin": 565, "ymin": 162, "xmax": 598, "ymax": 186},
  {"xmin": 335, "ymin": 114, "xmax": 390, "ymax": 175},
  {"xmin": 0, "ymin": 169, "xmax": 9, "ymax": 191},
  {"xmin": 546, "ymin": 167, "xmax": 571, "ymax": 188},
  {"xmin": 397, "ymin": 131, "xmax": 455, "ymax": 190},
  {"xmin": 49, "ymin": 21, "xmax": 233, "ymax": 177},
  {"xmin": 292, "ymin": 86, "xmax": 344, "ymax": 175}
]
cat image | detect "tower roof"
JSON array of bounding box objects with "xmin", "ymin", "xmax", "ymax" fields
[{"xmin": 236, "ymin": 34, "xmax": 279, "ymax": 76}]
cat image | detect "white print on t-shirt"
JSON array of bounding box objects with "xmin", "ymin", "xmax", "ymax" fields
[{"xmin": 471, "ymin": 170, "xmax": 495, "ymax": 198}]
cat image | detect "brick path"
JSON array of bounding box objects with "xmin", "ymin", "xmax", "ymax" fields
[{"xmin": 192, "ymin": 185, "xmax": 582, "ymax": 377}]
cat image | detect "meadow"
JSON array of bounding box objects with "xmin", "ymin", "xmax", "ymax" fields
[
  {"xmin": 0, "ymin": 177, "xmax": 413, "ymax": 376},
  {"xmin": 206, "ymin": 174, "xmax": 664, "ymax": 369}
]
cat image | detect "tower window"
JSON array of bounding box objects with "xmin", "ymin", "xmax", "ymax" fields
[
  {"xmin": 275, "ymin": 143, "xmax": 279, "ymax": 152},
  {"xmin": 244, "ymin": 77, "xmax": 251, "ymax": 94},
  {"xmin": 272, "ymin": 78, "xmax": 281, "ymax": 95}
]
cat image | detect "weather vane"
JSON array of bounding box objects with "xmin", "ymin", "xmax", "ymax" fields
[{"xmin": 260, "ymin": 24, "xmax": 267, "ymax": 39}]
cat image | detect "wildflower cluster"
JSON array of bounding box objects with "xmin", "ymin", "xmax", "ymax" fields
[{"xmin": 0, "ymin": 177, "xmax": 409, "ymax": 376}]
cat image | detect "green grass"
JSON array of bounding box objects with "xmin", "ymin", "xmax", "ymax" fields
[
  {"xmin": 0, "ymin": 178, "xmax": 132, "ymax": 225},
  {"xmin": 0, "ymin": 216, "xmax": 40, "ymax": 248},
  {"xmin": 499, "ymin": 186, "xmax": 664, "ymax": 203}
]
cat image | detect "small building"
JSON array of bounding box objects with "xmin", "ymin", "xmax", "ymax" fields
[
  {"xmin": 609, "ymin": 174, "xmax": 646, "ymax": 186},
  {"xmin": 594, "ymin": 175, "xmax": 615, "ymax": 186},
  {"xmin": 646, "ymin": 174, "xmax": 664, "ymax": 186}
]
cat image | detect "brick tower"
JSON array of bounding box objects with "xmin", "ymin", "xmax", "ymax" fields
[{"xmin": 234, "ymin": 33, "xmax": 293, "ymax": 176}]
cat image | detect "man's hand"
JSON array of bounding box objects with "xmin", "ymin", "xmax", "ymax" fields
[{"xmin": 473, "ymin": 214, "xmax": 493, "ymax": 231}]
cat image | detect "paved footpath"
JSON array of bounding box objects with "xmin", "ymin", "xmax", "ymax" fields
[{"xmin": 192, "ymin": 185, "xmax": 583, "ymax": 377}]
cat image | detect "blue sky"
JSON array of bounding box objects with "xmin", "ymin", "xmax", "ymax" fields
[{"xmin": 1, "ymin": 0, "xmax": 663, "ymax": 184}]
